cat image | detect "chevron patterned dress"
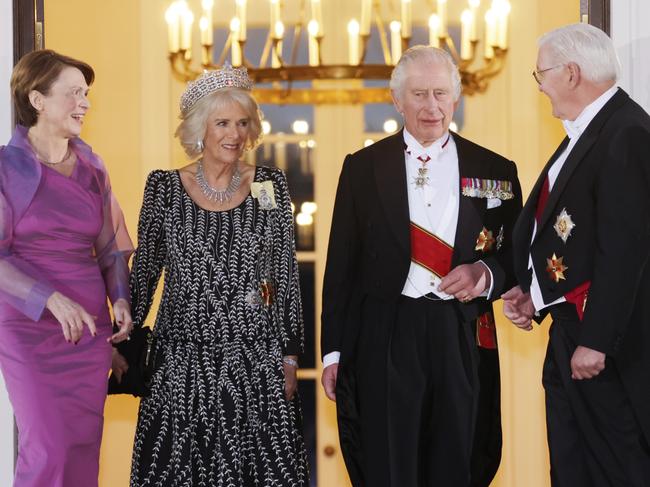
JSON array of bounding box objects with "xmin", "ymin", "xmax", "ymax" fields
[{"xmin": 129, "ymin": 167, "xmax": 308, "ymax": 486}]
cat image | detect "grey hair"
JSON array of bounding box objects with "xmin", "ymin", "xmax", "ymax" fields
[
  {"xmin": 389, "ymin": 45, "xmax": 462, "ymax": 101},
  {"xmin": 175, "ymin": 87, "xmax": 263, "ymax": 159},
  {"xmin": 538, "ymin": 23, "xmax": 620, "ymax": 84}
]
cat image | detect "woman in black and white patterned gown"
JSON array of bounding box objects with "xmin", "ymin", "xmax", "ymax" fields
[{"xmin": 125, "ymin": 66, "xmax": 308, "ymax": 486}]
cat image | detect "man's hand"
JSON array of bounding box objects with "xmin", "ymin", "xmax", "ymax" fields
[
  {"xmin": 438, "ymin": 262, "xmax": 491, "ymax": 302},
  {"xmin": 283, "ymin": 355, "xmax": 299, "ymax": 401},
  {"xmin": 321, "ymin": 363, "xmax": 339, "ymax": 401},
  {"xmin": 571, "ymin": 346, "xmax": 606, "ymax": 380},
  {"xmin": 502, "ymin": 286, "xmax": 535, "ymax": 331},
  {"xmin": 111, "ymin": 348, "xmax": 129, "ymax": 384}
]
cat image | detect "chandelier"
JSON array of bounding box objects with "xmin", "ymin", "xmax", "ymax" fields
[{"xmin": 165, "ymin": 0, "xmax": 511, "ymax": 104}]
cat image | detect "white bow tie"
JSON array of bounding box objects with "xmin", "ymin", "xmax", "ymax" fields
[{"xmin": 562, "ymin": 119, "xmax": 581, "ymax": 140}]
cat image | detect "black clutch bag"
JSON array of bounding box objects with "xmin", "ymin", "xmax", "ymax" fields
[{"xmin": 108, "ymin": 325, "xmax": 157, "ymax": 397}]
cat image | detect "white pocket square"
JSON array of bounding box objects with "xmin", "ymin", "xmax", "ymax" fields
[{"xmin": 487, "ymin": 198, "xmax": 502, "ymax": 209}]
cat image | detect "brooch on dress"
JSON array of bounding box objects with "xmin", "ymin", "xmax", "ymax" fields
[
  {"xmin": 553, "ymin": 208, "xmax": 575, "ymax": 244},
  {"xmin": 244, "ymin": 279, "xmax": 275, "ymax": 307},
  {"xmin": 251, "ymin": 181, "xmax": 277, "ymax": 210},
  {"xmin": 461, "ymin": 178, "xmax": 514, "ymax": 200}
]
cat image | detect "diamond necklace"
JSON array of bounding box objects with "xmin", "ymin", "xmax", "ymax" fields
[{"xmin": 195, "ymin": 159, "xmax": 242, "ymax": 204}]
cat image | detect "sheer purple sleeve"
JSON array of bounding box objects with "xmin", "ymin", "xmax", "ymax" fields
[
  {"xmin": 93, "ymin": 163, "xmax": 134, "ymax": 305},
  {"xmin": 0, "ymin": 184, "xmax": 55, "ymax": 321}
]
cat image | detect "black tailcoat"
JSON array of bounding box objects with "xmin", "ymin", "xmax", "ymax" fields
[
  {"xmin": 321, "ymin": 130, "xmax": 522, "ymax": 486},
  {"xmin": 512, "ymin": 89, "xmax": 650, "ymax": 447}
]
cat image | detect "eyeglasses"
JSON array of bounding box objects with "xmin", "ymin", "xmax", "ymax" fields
[{"xmin": 532, "ymin": 64, "xmax": 564, "ymax": 84}]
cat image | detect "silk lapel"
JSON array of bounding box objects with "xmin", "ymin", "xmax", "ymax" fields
[
  {"xmin": 452, "ymin": 133, "xmax": 485, "ymax": 266},
  {"xmin": 513, "ymin": 137, "xmax": 569, "ymax": 245},
  {"xmin": 374, "ymin": 130, "xmax": 411, "ymax": 255},
  {"xmin": 536, "ymin": 89, "xmax": 629, "ymax": 233}
]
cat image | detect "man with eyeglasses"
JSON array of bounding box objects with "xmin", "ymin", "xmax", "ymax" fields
[{"xmin": 503, "ymin": 23, "xmax": 650, "ymax": 486}]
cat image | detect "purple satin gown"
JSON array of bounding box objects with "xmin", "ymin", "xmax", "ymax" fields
[{"xmin": 0, "ymin": 164, "xmax": 114, "ymax": 486}]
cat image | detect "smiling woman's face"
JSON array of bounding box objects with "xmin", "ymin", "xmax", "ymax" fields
[
  {"xmin": 33, "ymin": 66, "xmax": 90, "ymax": 138},
  {"xmin": 202, "ymin": 101, "xmax": 251, "ymax": 165}
]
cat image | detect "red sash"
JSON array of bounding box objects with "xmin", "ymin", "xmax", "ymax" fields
[
  {"xmin": 564, "ymin": 280, "xmax": 591, "ymax": 321},
  {"xmin": 476, "ymin": 311, "xmax": 497, "ymax": 350},
  {"xmin": 410, "ymin": 222, "xmax": 453, "ymax": 278}
]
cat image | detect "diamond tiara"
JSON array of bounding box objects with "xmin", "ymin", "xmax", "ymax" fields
[{"xmin": 179, "ymin": 64, "xmax": 253, "ymax": 115}]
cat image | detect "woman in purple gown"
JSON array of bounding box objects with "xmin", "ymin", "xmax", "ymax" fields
[{"xmin": 0, "ymin": 50, "xmax": 134, "ymax": 486}]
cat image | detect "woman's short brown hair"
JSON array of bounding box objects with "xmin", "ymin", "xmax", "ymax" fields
[{"xmin": 10, "ymin": 49, "xmax": 95, "ymax": 127}]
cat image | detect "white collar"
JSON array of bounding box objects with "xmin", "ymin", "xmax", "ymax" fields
[
  {"xmin": 562, "ymin": 85, "xmax": 618, "ymax": 140},
  {"xmin": 403, "ymin": 128, "xmax": 451, "ymax": 161}
]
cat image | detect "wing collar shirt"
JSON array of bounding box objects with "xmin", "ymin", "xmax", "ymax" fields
[
  {"xmin": 401, "ymin": 128, "xmax": 460, "ymax": 299},
  {"xmin": 529, "ymin": 85, "xmax": 618, "ymax": 312}
]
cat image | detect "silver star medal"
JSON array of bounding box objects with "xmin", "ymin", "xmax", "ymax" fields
[
  {"xmin": 553, "ymin": 208, "xmax": 576, "ymax": 243},
  {"xmin": 413, "ymin": 167, "xmax": 429, "ymax": 189}
]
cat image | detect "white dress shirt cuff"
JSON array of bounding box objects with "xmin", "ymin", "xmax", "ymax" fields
[
  {"xmin": 323, "ymin": 351, "xmax": 341, "ymax": 368},
  {"xmin": 477, "ymin": 260, "xmax": 495, "ymax": 299}
]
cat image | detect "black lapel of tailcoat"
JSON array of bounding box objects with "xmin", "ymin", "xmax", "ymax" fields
[
  {"xmin": 452, "ymin": 132, "xmax": 487, "ymax": 267},
  {"xmin": 513, "ymin": 137, "xmax": 570, "ymax": 248},
  {"xmin": 534, "ymin": 89, "xmax": 630, "ymax": 236},
  {"xmin": 373, "ymin": 130, "xmax": 411, "ymax": 256}
]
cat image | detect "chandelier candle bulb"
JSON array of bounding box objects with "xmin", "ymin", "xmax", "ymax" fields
[
  {"xmin": 496, "ymin": 0, "xmax": 510, "ymax": 48},
  {"xmin": 484, "ymin": 9, "xmax": 496, "ymax": 58},
  {"xmin": 401, "ymin": 0, "xmax": 412, "ymax": 39},
  {"xmin": 270, "ymin": 0, "xmax": 280, "ymax": 33},
  {"xmin": 460, "ymin": 9, "xmax": 473, "ymax": 60},
  {"xmin": 165, "ymin": 4, "xmax": 181, "ymax": 53},
  {"xmin": 311, "ymin": 0, "xmax": 323, "ymax": 35},
  {"xmin": 199, "ymin": 16, "xmax": 211, "ymax": 45},
  {"xmin": 390, "ymin": 21, "xmax": 402, "ymax": 65},
  {"xmin": 469, "ymin": 0, "xmax": 480, "ymax": 40},
  {"xmin": 201, "ymin": 0, "xmax": 213, "ymax": 26},
  {"xmin": 181, "ymin": 9, "xmax": 194, "ymax": 51},
  {"xmin": 230, "ymin": 17, "xmax": 242, "ymax": 66},
  {"xmin": 308, "ymin": 20, "xmax": 320, "ymax": 66},
  {"xmin": 236, "ymin": 0, "xmax": 247, "ymax": 41},
  {"xmin": 348, "ymin": 19, "xmax": 360, "ymax": 66},
  {"xmin": 428, "ymin": 14, "xmax": 441, "ymax": 48},
  {"xmin": 437, "ymin": 0, "xmax": 448, "ymax": 36},
  {"xmin": 272, "ymin": 20, "xmax": 284, "ymax": 68},
  {"xmin": 360, "ymin": 0, "xmax": 372, "ymax": 36}
]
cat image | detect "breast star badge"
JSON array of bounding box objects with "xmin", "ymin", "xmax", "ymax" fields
[
  {"xmin": 546, "ymin": 254, "xmax": 568, "ymax": 282},
  {"xmin": 553, "ymin": 208, "xmax": 575, "ymax": 244},
  {"xmin": 475, "ymin": 227, "xmax": 495, "ymax": 252}
]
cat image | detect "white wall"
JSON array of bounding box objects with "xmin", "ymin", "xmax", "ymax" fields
[
  {"xmin": 612, "ymin": 0, "xmax": 650, "ymax": 112},
  {"xmin": 0, "ymin": 0, "xmax": 16, "ymax": 484}
]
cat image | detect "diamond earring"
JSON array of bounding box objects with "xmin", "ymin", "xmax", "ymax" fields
[{"xmin": 195, "ymin": 139, "xmax": 205, "ymax": 153}]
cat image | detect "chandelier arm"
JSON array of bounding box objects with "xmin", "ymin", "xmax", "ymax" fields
[
  {"xmin": 373, "ymin": 11, "xmax": 391, "ymax": 65},
  {"xmin": 169, "ymin": 52, "xmax": 202, "ymax": 82},
  {"xmin": 289, "ymin": 24, "xmax": 303, "ymax": 67},
  {"xmin": 217, "ymin": 34, "xmax": 233, "ymax": 67},
  {"xmin": 443, "ymin": 35, "xmax": 461, "ymax": 64},
  {"xmin": 259, "ymin": 36, "xmax": 273, "ymax": 68}
]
